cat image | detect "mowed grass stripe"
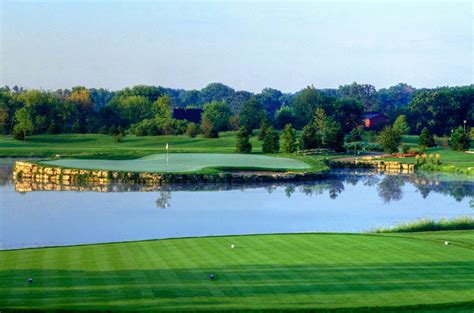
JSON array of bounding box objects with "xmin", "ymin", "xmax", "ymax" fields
[{"xmin": 1, "ymin": 233, "xmax": 474, "ymax": 311}]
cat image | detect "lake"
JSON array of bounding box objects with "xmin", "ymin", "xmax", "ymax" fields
[{"xmin": 1, "ymin": 158, "xmax": 472, "ymax": 250}]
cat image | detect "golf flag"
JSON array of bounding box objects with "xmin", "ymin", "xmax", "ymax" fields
[{"xmin": 166, "ymin": 143, "xmax": 169, "ymax": 151}]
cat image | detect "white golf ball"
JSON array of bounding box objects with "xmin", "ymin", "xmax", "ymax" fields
[
  {"xmin": 445, "ymin": 241, "xmax": 449, "ymax": 245},
  {"xmin": 231, "ymin": 244, "xmax": 235, "ymax": 249}
]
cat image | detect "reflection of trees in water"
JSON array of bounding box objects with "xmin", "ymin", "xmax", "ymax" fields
[
  {"xmin": 0, "ymin": 163, "xmax": 14, "ymax": 186},
  {"xmin": 155, "ymin": 191, "xmax": 171, "ymax": 209},
  {"xmin": 414, "ymin": 180, "xmax": 473, "ymax": 203},
  {"xmin": 285, "ymin": 186, "xmax": 295, "ymax": 198},
  {"xmin": 298, "ymin": 180, "xmax": 344, "ymax": 199},
  {"xmin": 377, "ymin": 176, "xmax": 404, "ymax": 203},
  {"xmin": 265, "ymin": 185, "xmax": 277, "ymax": 194},
  {"xmin": 362, "ymin": 175, "xmax": 380, "ymax": 187}
]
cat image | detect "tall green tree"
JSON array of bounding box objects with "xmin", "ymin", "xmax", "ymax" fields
[
  {"xmin": 378, "ymin": 126, "xmax": 402, "ymax": 154},
  {"xmin": 292, "ymin": 86, "xmax": 333, "ymax": 128},
  {"xmin": 239, "ymin": 96, "xmax": 265, "ymax": 131},
  {"xmin": 322, "ymin": 119, "xmax": 345, "ymax": 152},
  {"xmin": 419, "ymin": 127, "xmax": 435, "ymax": 147},
  {"xmin": 258, "ymin": 118, "xmax": 270, "ymax": 141},
  {"xmin": 13, "ymin": 108, "xmax": 34, "ymax": 140},
  {"xmin": 235, "ymin": 126, "xmax": 252, "ymax": 153},
  {"xmin": 300, "ymin": 122, "xmax": 321, "ymax": 150},
  {"xmin": 274, "ymin": 105, "xmax": 296, "ymax": 129},
  {"xmin": 201, "ymin": 101, "xmax": 232, "ymax": 134},
  {"xmin": 393, "ymin": 114, "xmax": 410, "ymax": 135},
  {"xmin": 200, "ymin": 116, "xmax": 218, "ymax": 138},
  {"xmin": 330, "ymin": 99, "xmax": 364, "ymax": 133},
  {"xmin": 262, "ymin": 126, "xmax": 280, "ymax": 153},
  {"xmin": 449, "ymin": 127, "xmax": 470, "ymax": 151},
  {"xmin": 281, "ymin": 124, "xmax": 297, "ymax": 153}
]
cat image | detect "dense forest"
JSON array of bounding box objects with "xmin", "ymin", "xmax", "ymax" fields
[{"xmin": 0, "ymin": 83, "xmax": 472, "ymax": 143}]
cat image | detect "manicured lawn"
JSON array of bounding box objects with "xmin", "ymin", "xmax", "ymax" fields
[
  {"xmin": 384, "ymin": 147, "xmax": 474, "ymax": 175},
  {"xmin": 40, "ymin": 153, "xmax": 311, "ymax": 173},
  {"xmin": 1, "ymin": 232, "xmax": 473, "ymax": 312},
  {"xmin": 0, "ymin": 132, "xmax": 263, "ymax": 158}
]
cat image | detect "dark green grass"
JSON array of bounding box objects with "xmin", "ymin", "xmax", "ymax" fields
[
  {"xmin": 375, "ymin": 217, "xmax": 474, "ymax": 233},
  {"xmin": 1, "ymin": 232, "xmax": 473, "ymax": 312}
]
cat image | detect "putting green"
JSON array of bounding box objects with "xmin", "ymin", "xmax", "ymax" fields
[{"xmin": 41, "ymin": 153, "xmax": 311, "ymax": 173}]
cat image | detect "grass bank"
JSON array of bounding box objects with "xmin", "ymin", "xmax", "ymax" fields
[
  {"xmin": 375, "ymin": 217, "xmax": 474, "ymax": 233},
  {"xmin": 1, "ymin": 231, "xmax": 473, "ymax": 312},
  {"xmin": 373, "ymin": 147, "xmax": 474, "ymax": 175},
  {"xmin": 0, "ymin": 133, "xmax": 261, "ymax": 158}
]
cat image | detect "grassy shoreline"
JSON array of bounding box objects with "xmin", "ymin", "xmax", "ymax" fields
[
  {"xmin": 1, "ymin": 231, "xmax": 473, "ymax": 312},
  {"xmin": 1, "ymin": 133, "xmax": 472, "ymax": 176},
  {"xmin": 374, "ymin": 217, "xmax": 474, "ymax": 233}
]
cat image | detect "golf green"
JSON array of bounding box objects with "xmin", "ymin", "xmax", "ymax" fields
[
  {"xmin": 40, "ymin": 153, "xmax": 311, "ymax": 173},
  {"xmin": 1, "ymin": 232, "xmax": 473, "ymax": 311}
]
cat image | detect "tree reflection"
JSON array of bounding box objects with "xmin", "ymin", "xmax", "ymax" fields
[
  {"xmin": 377, "ymin": 175, "xmax": 404, "ymax": 203},
  {"xmin": 155, "ymin": 191, "xmax": 171, "ymax": 209}
]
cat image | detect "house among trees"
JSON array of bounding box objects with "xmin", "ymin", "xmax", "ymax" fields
[
  {"xmin": 172, "ymin": 108, "xmax": 203, "ymax": 123},
  {"xmin": 363, "ymin": 112, "xmax": 388, "ymax": 129}
]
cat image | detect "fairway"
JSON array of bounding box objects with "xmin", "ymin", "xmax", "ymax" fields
[
  {"xmin": 41, "ymin": 153, "xmax": 311, "ymax": 173},
  {"xmin": 1, "ymin": 232, "xmax": 473, "ymax": 312}
]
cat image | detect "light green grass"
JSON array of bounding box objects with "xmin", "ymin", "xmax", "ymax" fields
[
  {"xmin": 0, "ymin": 133, "xmax": 263, "ymax": 158},
  {"xmin": 1, "ymin": 232, "xmax": 473, "ymax": 312},
  {"xmin": 40, "ymin": 153, "xmax": 311, "ymax": 173},
  {"xmin": 384, "ymin": 147, "xmax": 474, "ymax": 175}
]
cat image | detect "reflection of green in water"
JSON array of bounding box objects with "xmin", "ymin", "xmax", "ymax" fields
[{"xmin": 41, "ymin": 153, "xmax": 311, "ymax": 173}]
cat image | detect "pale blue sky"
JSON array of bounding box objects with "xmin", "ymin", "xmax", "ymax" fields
[{"xmin": 1, "ymin": 0, "xmax": 472, "ymax": 92}]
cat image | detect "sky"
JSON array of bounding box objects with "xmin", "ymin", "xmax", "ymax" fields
[{"xmin": 1, "ymin": 0, "xmax": 472, "ymax": 93}]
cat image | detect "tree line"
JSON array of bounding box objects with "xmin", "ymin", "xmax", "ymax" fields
[{"xmin": 0, "ymin": 83, "xmax": 472, "ymax": 144}]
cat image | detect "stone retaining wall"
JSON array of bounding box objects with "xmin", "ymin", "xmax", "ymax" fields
[
  {"xmin": 329, "ymin": 158, "xmax": 415, "ymax": 173},
  {"xmin": 13, "ymin": 161, "xmax": 326, "ymax": 186}
]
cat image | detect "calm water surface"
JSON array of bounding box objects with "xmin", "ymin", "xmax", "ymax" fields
[{"xmin": 1, "ymin": 158, "xmax": 472, "ymax": 250}]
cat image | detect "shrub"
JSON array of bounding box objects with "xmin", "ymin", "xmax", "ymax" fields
[
  {"xmin": 421, "ymin": 153, "xmax": 427, "ymax": 164},
  {"xmin": 114, "ymin": 133, "xmax": 122, "ymax": 142},
  {"xmin": 344, "ymin": 142, "xmax": 384, "ymax": 152},
  {"xmin": 300, "ymin": 123, "xmax": 320, "ymax": 150},
  {"xmin": 229, "ymin": 115, "xmax": 240, "ymax": 131},
  {"xmin": 201, "ymin": 117, "xmax": 219, "ymax": 138},
  {"xmin": 235, "ymin": 127, "xmax": 252, "ymax": 153},
  {"xmin": 186, "ymin": 122, "xmax": 199, "ymax": 138},
  {"xmin": 378, "ymin": 126, "xmax": 402, "ymax": 154},
  {"xmin": 407, "ymin": 148, "xmax": 418, "ymax": 155},
  {"xmin": 262, "ymin": 126, "xmax": 280, "ymax": 153},
  {"xmin": 399, "ymin": 143, "xmax": 409, "ymax": 154},
  {"xmin": 12, "ymin": 129, "xmax": 25, "ymax": 140},
  {"xmin": 257, "ymin": 119, "xmax": 269, "ymax": 141},
  {"xmin": 449, "ymin": 126, "xmax": 470, "ymax": 151},
  {"xmin": 46, "ymin": 120, "xmax": 60, "ymax": 134},
  {"xmin": 347, "ymin": 127, "xmax": 363, "ymax": 142},
  {"xmin": 419, "ymin": 127, "xmax": 435, "ymax": 147},
  {"xmin": 435, "ymin": 153, "xmax": 441, "ymax": 165},
  {"xmin": 281, "ymin": 124, "xmax": 297, "ymax": 153}
]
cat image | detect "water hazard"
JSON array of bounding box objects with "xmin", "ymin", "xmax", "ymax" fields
[{"xmin": 1, "ymin": 158, "xmax": 472, "ymax": 249}]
